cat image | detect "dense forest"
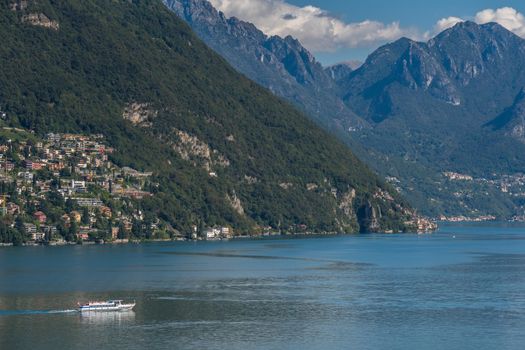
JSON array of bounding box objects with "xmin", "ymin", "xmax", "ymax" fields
[{"xmin": 0, "ymin": 0, "xmax": 421, "ymax": 238}]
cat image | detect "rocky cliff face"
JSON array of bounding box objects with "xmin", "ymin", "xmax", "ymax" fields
[
  {"xmin": 340, "ymin": 21, "xmax": 525, "ymax": 123},
  {"xmin": 325, "ymin": 63, "xmax": 355, "ymax": 83},
  {"xmin": 10, "ymin": 0, "xmax": 60, "ymax": 30}
]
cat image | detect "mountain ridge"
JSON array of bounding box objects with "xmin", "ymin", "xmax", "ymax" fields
[
  {"xmin": 165, "ymin": 0, "xmax": 525, "ymax": 219},
  {"xmin": 163, "ymin": 0, "xmax": 366, "ymax": 131}
]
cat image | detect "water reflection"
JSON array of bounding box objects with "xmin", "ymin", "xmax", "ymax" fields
[{"xmin": 79, "ymin": 310, "xmax": 135, "ymax": 325}]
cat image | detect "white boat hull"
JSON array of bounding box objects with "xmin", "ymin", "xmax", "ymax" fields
[{"xmin": 78, "ymin": 302, "xmax": 135, "ymax": 312}]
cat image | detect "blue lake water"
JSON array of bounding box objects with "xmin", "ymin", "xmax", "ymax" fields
[{"xmin": 1, "ymin": 223, "xmax": 525, "ymax": 349}]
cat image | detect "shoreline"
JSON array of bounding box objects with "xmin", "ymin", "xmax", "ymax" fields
[{"xmin": 0, "ymin": 230, "xmax": 437, "ymax": 248}]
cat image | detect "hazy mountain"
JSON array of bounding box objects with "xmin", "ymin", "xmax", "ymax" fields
[
  {"xmin": 336, "ymin": 21, "xmax": 525, "ymax": 217},
  {"xmin": 341, "ymin": 21, "xmax": 525, "ymax": 122},
  {"xmin": 163, "ymin": 0, "xmax": 365, "ymax": 130},
  {"xmin": 485, "ymin": 88, "xmax": 525, "ymax": 142},
  {"xmin": 0, "ymin": 0, "xmax": 418, "ymax": 233},
  {"xmin": 163, "ymin": 0, "xmax": 525, "ymax": 219},
  {"xmin": 325, "ymin": 62, "xmax": 356, "ymax": 83}
]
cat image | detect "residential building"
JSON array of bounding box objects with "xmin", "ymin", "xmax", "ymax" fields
[
  {"xmin": 23, "ymin": 223, "xmax": 37, "ymax": 234},
  {"xmin": 33, "ymin": 211, "xmax": 47, "ymax": 224},
  {"xmin": 76, "ymin": 233, "xmax": 89, "ymax": 241},
  {"xmin": 74, "ymin": 198, "xmax": 103, "ymax": 207},
  {"xmin": 204, "ymin": 227, "xmax": 220, "ymax": 240},
  {"xmin": 31, "ymin": 232, "xmax": 46, "ymax": 241},
  {"xmin": 70, "ymin": 211, "xmax": 82, "ymax": 223},
  {"xmin": 7, "ymin": 202, "xmax": 20, "ymax": 215}
]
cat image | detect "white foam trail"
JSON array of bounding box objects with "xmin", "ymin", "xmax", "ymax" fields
[{"xmin": 46, "ymin": 309, "xmax": 78, "ymax": 314}]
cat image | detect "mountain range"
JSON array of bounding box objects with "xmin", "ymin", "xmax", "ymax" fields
[
  {"xmin": 167, "ymin": 0, "xmax": 525, "ymax": 219},
  {"xmin": 0, "ymin": 0, "xmax": 419, "ymax": 234},
  {"xmin": 163, "ymin": 0, "xmax": 364, "ymax": 132}
]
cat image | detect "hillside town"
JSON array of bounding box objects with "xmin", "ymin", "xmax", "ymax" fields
[
  {"xmin": 442, "ymin": 171, "xmax": 525, "ymax": 200},
  {"xmin": 387, "ymin": 170, "xmax": 525, "ymax": 222},
  {"xmin": 442, "ymin": 171, "xmax": 525, "ymax": 221},
  {"xmin": 0, "ymin": 128, "xmax": 156, "ymax": 245},
  {"xmin": 0, "ymin": 128, "xmax": 233, "ymax": 245},
  {"xmin": 0, "ymin": 126, "xmax": 436, "ymax": 246}
]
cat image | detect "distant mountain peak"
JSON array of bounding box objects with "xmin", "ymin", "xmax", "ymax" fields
[
  {"xmin": 434, "ymin": 20, "xmax": 504, "ymax": 39},
  {"xmin": 169, "ymin": 0, "xmax": 216, "ymax": 21},
  {"xmin": 329, "ymin": 61, "xmax": 363, "ymax": 70},
  {"xmin": 341, "ymin": 15, "xmax": 525, "ymax": 116},
  {"xmin": 325, "ymin": 61, "xmax": 363, "ymax": 82},
  {"xmin": 453, "ymin": 20, "xmax": 512, "ymax": 34},
  {"xmin": 454, "ymin": 20, "xmax": 478, "ymax": 28},
  {"xmin": 431, "ymin": 19, "xmax": 522, "ymax": 47}
]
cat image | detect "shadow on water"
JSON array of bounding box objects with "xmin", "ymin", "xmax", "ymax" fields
[
  {"xmin": 158, "ymin": 250, "xmax": 373, "ymax": 268},
  {"xmin": 308, "ymin": 261, "xmax": 369, "ymax": 271}
]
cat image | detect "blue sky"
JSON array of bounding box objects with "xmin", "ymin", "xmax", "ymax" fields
[
  {"xmin": 286, "ymin": 0, "xmax": 525, "ymax": 28},
  {"xmin": 210, "ymin": 0, "xmax": 525, "ymax": 65}
]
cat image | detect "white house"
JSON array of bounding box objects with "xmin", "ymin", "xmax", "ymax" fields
[{"xmin": 204, "ymin": 227, "xmax": 221, "ymax": 240}]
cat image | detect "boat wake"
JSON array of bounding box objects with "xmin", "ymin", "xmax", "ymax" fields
[
  {"xmin": 47, "ymin": 309, "xmax": 78, "ymax": 314},
  {"xmin": 0, "ymin": 309, "xmax": 78, "ymax": 316}
]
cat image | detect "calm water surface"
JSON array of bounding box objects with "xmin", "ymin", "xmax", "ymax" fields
[{"xmin": 1, "ymin": 223, "xmax": 525, "ymax": 349}]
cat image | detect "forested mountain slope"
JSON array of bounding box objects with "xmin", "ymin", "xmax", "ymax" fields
[{"xmin": 0, "ymin": 0, "xmax": 418, "ymax": 234}]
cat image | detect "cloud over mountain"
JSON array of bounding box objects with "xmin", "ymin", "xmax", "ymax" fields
[
  {"xmin": 433, "ymin": 7, "xmax": 525, "ymax": 38},
  {"xmin": 434, "ymin": 16, "xmax": 464, "ymax": 33},
  {"xmin": 209, "ymin": 1, "xmax": 525, "ymax": 53},
  {"xmin": 208, "ymin": 0, "xmax": 412, "ymax": 52},
  {"xmin": 474, "ymin": 7, "xmax": 525, "ymax": 37}
]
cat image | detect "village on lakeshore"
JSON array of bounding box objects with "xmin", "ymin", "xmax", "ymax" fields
[
  {"xmin": 0, "ymin": 127, "xmax": 235, "ymax": 246},
  {"xmin": 0, "ymin": 125, "xmax": 440, "ymax": 246},
  {"xmin": 0, "ymin": 124, "xmax": 438, "ymax": 247}
]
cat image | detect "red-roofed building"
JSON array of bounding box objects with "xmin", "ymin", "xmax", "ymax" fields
[
  {"xmin": 76, "ymin": 233, "xmax": 89, "ymax": 241},
  {"xmin": 25, "ymin": 160, "xmax": 43, "ymax": 171},
  {"xmin": 33, "ymin": 211, "xmax": 47, "ymax": 224}
]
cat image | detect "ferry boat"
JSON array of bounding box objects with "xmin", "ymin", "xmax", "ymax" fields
[{"xmin": 77, "ymin": 300, "xmax": 135, "ymax": 312}]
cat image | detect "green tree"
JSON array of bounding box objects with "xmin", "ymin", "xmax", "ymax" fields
[
  {"xmin": 47, "ymin": 189, "xmax": 65, "ymax": 207},
  {"xmin": 131, "ymin": 218, "xmax": 142, "ymax": 239},
  {"xmin": 65, "ymin": 198, "xmax": 76, "ymax": 213},
  {"xmin": 117, "ymin": 222, "xmax": 128, "ymax": 240},
  {"xmin": 67, "ymin": 220, "xmax": 78, "ymax": 242},
  {"xmin": 81, "ymin": 207, "xmax": 90, "ymax": 225}
]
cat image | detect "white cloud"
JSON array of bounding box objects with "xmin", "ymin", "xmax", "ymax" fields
[
  {"xmin": 208, "ymin": 0, "xmax": 413, "ymax": 52},
  {"xmin": 207, "ymin": 1, "xmax": 525, "ymax": 56},
  {"xmin": 474, "ymin": 7, "xmax": 525, "ymax": 37},
  {"xmin": 433, "ymin": 7, "xmax": 525, "ymax": 38},
  {"xmin": 434, "ymin": 16, "xmax": 464, "ymax": 33}
]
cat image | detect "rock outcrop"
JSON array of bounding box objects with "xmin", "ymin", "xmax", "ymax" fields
[
  {"xmin": 172, "ymin": 129, "xmax": 229, "ymax": 171},
  {"xmin": 21, "ymin": 13, "xmax": 59, "ymax": 30},
  {"xmin": 123, "ymin": 103, "xmax": 157, "ymax": 128}
]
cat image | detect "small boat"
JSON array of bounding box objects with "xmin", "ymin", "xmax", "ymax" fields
[{"xmin": 77, "ymin": 300, "xmax": 135, "ymax": 312}]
